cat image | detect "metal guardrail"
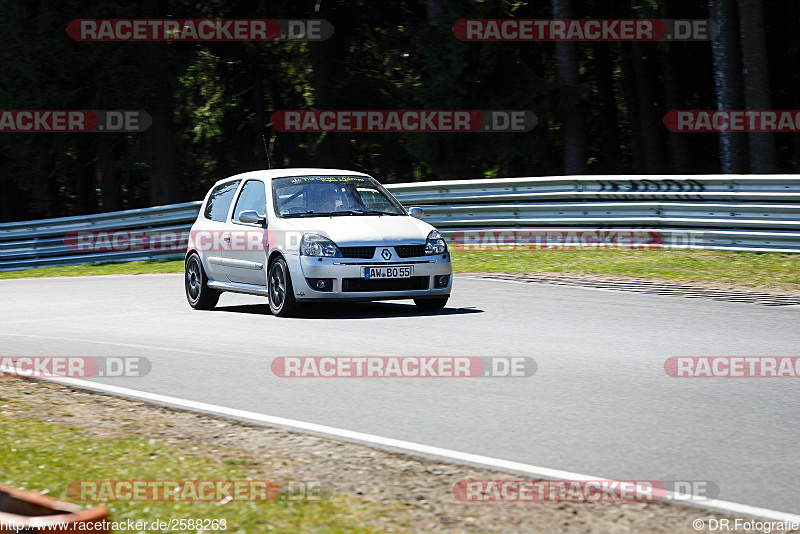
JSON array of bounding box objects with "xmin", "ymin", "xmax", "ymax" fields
[
  {"xmin": 1, "ymin": 175, "xmax": 799, "ymax": 270},
  {"xmin": 0, "ymin": 203, "xmax": 201, "ymax": 270},
  {"xmin": 393, "ymin": 175, "xmax": 800, "ymax": 253},
  {"xmin": 387, "ymin": 175, "xmax": 800, "ymax": 203}
]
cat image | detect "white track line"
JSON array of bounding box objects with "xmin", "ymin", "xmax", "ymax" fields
[{"xmin": 12, "ymin": 374, "xmax": 800, "ymax": 524}]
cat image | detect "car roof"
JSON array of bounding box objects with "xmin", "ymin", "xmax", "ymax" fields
[{"xmin": 212, "ymin": 168, "xmax": 372, "ymax": 186}]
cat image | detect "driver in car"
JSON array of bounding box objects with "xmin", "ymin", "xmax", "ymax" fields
[{"xmin": 307, "ymin": 183, "xmax": 352, "ymax": 213}]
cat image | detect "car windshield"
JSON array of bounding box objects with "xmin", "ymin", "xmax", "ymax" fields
[{"xmin": 272, "ymin": 175, "xmax": 407, "ymax": 218}]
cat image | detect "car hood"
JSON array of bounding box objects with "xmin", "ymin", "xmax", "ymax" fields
[{"xmin": 279, "ymin": 215, "xmax": 435, "ymax": 245}]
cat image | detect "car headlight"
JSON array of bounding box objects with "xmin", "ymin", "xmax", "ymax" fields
[
  {"xmin": 425, "ymin": 230, "xmax": 447, "ymax": 255},
  {"xmin": 300, "ymin": 233, "xmax": 342, "ymax": 257}
]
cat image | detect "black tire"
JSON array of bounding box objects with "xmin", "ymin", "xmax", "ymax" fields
[
  {"xmin": 268, "ymin": 256, "xmax": 297, "ymax": 317},
  {"xmin": 185, "ymin": 253, "xmax": 220, "ymax": 310},
  {"xmin": 414, "ymin": 297, "xmax": 449, "ymax": 310}
]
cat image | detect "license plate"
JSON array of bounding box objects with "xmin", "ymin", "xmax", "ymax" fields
[{"xmin": 362, "ymin": 266, "xmax": 414, "ymax": 279}]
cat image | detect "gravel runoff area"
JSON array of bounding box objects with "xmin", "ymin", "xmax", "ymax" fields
[{"xmin": 1, "ymin": 375, "xmax": 791, "ymax": 533}]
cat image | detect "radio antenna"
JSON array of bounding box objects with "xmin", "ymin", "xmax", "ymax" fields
[{"xmin": 262, "ymin": 134, "xmax": 271, "ymax": 170}]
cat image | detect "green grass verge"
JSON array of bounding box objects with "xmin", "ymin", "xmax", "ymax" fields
[
  {"xmin": 449, "ymin": 248, "xmax": 800, "ymax": 290},
  {"xmin": 1, "ymin": 249, "xmax": 799, "ymax": 291},
  {"xmin": 0, "ymin": 414, "xmax": 387, "ymax": 533},
  {"xmin": 0, "ymin": 260, "xmax": 185, "ymax": 279}
]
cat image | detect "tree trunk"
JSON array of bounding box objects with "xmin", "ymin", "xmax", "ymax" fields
[
  {"xmin": 424, "ymin": 0, "xmax": 454, "ymax": 180},
  {"xmin": 662, "ymin": 45, "xmax": 691, "ymax": 173},
  {"xmin": 709, "ymin": 0, "xmax": 747, "ymax": 173},
  {"xmin": 0, "ymin": 157, "xmax": 10, "ymax": 222},
  {"xmin": 621, "ymin": 45, "xmax": 645, "ymax": 173},
  {"xmin": 144, "ymin": 96, "xmax": 179, "ymax": 206},
  {"xmin": 737, "ymin": 0, "xmax": 777, "ymax": 173},
  {"xmin": 44, "ymin": 155, "xmax": 60, "ymax": 218},
  {"xmin": 427, "ymin": 0, "xmax": 444, "ymax": 88},
  {"xmin": 139, "ymin": 1, "xmax": 179, "ymax": 205},
  {"xmin": 308, "ymin": 0, "xmax": 351, "ymax": 170},
  {"xmin": 74, "ymin": 136, "xmax": 97, "ymax": 214},
  {"xmin": 98, "ymin": 135, "xmax": 122, "ymax": 212},
  {"xmin": 253, "ymin": 74, "xmax": 267, "ymax": 169},
  {"xmin": 794, "ymin": 69, "xmax": 800, "ymax": 171},
  {"xmin": 630, "ymin": 41, "xmax": 667, "ymax": 174},
  {"xmin": 552, "ymin": 0, "xmax": 585, "ymax": 174},
  {"xmin": 593, "ymin": 43, "xmax": 621, "ymax": 172}
]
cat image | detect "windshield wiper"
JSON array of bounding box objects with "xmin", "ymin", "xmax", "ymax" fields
[
  {"xmin": 283, "ymin": 210, "xmax": 364, "ymax": 218},
  {"xmin": 353, "ymin": 209, "xmax": 401, "ymax": 216},
  {"xmin": 283, "ymin": 209, "xmax": 401, "ymax": 218}
]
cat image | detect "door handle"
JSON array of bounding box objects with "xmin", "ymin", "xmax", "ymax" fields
[{"xmin": 223, "ymin": 232, "xmax": 231, "ymax": 243}]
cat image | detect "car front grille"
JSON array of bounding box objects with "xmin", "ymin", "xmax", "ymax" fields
[
  {"xmin": 339, "ymin": 246, "xmax": 376, "ymax": 259},
  {"xmin": 342, "ymin": 276, "xmax": 430, "ymax": 292},
  {"xmin": 394, "ymin": 244, "xmax": 427, "ymax": 258}
]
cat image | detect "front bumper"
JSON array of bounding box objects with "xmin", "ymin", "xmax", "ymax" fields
[{"xmin": 290, "ymin": 252, "xmax": 452, "ymax": 302}]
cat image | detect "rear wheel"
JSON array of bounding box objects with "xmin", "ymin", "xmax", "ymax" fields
[
  {"xmin": 185, "ymin": 253, "xmax": 220, "ymax": 310},
  {"xmin": 414, "ymin": 297, "xmax": 449, "ymax": 310},
  {"xmin": 268, "ymin": 257, "xmax": 297, "ymax": 317}
]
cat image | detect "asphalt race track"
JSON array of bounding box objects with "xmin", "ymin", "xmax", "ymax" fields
[{"xmin": 2, "ymin": 274, "xmax": 799, "ymax": 514}]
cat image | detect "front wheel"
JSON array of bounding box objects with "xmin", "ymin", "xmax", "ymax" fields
[
  {"xmin": 185, "ymin": 253, "xmax": 220, "ymax": 310},
  {"xmin": 268, "ymin": 257, "xmax": 297, "ymax": 317},
  {"xmin": 414, "ymin": 297, "xmax": 449, "ymax": 310}
]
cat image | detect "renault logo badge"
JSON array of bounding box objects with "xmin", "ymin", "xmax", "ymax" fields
[{"xmin": 381, "ymin": 249, "xmax": 392, "ymax": 260}]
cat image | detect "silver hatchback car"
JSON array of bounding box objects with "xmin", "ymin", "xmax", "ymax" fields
[{"xmin": 185, "ymin": 169, "xmax": 453, "ymax": 316}]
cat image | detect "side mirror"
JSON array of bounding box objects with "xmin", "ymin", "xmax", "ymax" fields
[
  {"xmin": 238, "ymin": 210, "xmax": 266, "ymax": 226},
  {"xmin": 408, "ymin": 207, "xmax": 424, "ymax": 219}
]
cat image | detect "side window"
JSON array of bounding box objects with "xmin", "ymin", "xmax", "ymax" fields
[
  {"xmin": 232, "ymin": 180, "xmax": 267, "ymax": 221},
  {"xmin": 203, "ymin": 181, "xmax": 241, "ymax": 222},
  {"xmin": 357, "ymin": 187, "xmax": 394, "ymax": 211}
]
